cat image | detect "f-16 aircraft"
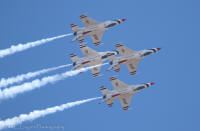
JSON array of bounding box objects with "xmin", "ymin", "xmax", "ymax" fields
[
  {"xmin": 108, "ymin": 43, "xmax": 161, "ymax": 75},
  {"xmin": 70, "ymin": 44, "xmax": 118, "ymax": 77},
  {"xmin": 99, "ymin": 76, "xmax": 155, "ymax": 110},
  {"xmin": 70, "ymin": 14, "xmax": 126, "ymax": 46}
]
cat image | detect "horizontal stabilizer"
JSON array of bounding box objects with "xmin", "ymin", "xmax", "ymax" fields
[
  {"xmin": 70, "ymin": 24, "xmax": 81, "ymax": 32},
  {"xmin": 69, "ymin": 53, "xmax": 79, "ymax": 62}
]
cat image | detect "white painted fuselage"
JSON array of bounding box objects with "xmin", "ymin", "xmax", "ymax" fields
[{"xmin": 104, "ymin": 82, "xmax": 153, "ymax": 101}]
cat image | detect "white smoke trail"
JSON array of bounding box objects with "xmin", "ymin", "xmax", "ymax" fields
[
  {"xmin": 0, "ymin": 64, "xmax": 72, "ymax": 88},
  {"xmin": 0, "ymin": 63, "xmax": 107, "ymax": 101},
  {"xmin": 0, "ymin": 33, "xmax": 72, "ymax": 58},
  {"xmin": 0, "ymin": 97, "xmax": 101, "ymax": 130}
]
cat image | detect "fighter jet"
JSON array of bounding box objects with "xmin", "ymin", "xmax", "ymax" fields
[
  {"xmin": 99, "ymin": 76, "xmax": 155, "ymax": 110},
  {"xmin": 108, "ymin": 43, "xmax": 161, "ymax": 75},
  {"xmin": 70, "ymin": 44, "xmax": 118, "ymax": 77},
  {"xmin": 70, "ymin": 14, "xmax": 126, "ymax": 46}
]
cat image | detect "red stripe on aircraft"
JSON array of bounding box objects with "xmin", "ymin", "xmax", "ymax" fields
[
  {"xmin": 118, "ymin": 60, "xmax": 127, "ymax": 64},
  {"xmin": 112, "ymin": 94, "xmax": 120, "ymax": 97},
  {"xmin": 81, "ymin": 61, "xmax": 90, "ymax": 65},
  {"xmin": 83, "ymin": 31, "xmax": 91, "ymax": 35}
]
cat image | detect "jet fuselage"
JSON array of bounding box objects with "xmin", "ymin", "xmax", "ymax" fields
[
  {"xmin": 110, "ymin": 48, "xmax": 161, "ymax": 67},
  {"xmin": 74, "ymin": 19, "xmax": 126, "ymax": 41},
  {"xmin": 73, "ymin": 51, "xmax": 117, "ymax": 69},
  {"xmin": 103, "ymin": 82, "xmax": 154, "ymax": 101}
]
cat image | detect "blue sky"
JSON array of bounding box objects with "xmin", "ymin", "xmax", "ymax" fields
[{"xmin": 0, "ymin": 0, "xmax": 199, "ymax": 130}]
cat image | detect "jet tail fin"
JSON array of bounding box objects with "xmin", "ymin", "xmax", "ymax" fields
[
  {"xmin": 70, "ymin": 24, "xmax": 81, "ymax": 32},
  {"xmin": 69, "ymin": 53, "xmax": 80, "ymax": 62}
]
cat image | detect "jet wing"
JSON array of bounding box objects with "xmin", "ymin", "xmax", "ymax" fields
[
  {"xmin": 119, "ymin": 94, "xmax": 132, "ymax": 110},
  {"xmin": 79, "ymin": 44, "xmax": 98, "ymax": 57},
  {"xmin": 80, "ymin": 14, "xmax": 100, "ymax": 27},
  {"xmin": 110, "ymin": 76, "xmax": 129, "ymax": 90},
  {"xmin": 88, "ymin": 60, "xmax": 102, "ymax": 77},
  {"xmin": 90, "ymin": 30, "xmax": 103, "ymax": 46},
  {"xmin": 126, "ymin": 58, "xmax": 139, "ymax": 75},
  {"xmin": 115, "ymin": 43, "xmax": 138, "ymax": 56}
]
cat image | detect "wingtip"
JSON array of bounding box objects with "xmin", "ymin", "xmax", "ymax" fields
[
  {"xmin": 69, "ymin": 53, "xmax": 76, "ymax": 57},
  {"xmin": 115, "ymin": 43, "xmax": 123, "ymax": 47},
  {"xmin": 130, "ymin": 71, "xmax": 136, "ymax": 75},
  {"xmin": 94, "ymin": 42, "xmax": 101, "ymax": 46},
  {"xmin": 80, "ymin": 14, "xmax": 87, "ymax": 19},
  {"xmin": 121, "ymin": 19, "xmax": 126, "ymax": 22},
  {"xmin": 156, "ymin": 48, "xmax": 161, "ymax": 51},
  {"xmin": 123, "ymin": 106, "xmax": 129, "ymax": 111},
  {"xmin": 110, "ymin": 76, "xmax": 116, "ymax": 81},
  {"xmin": 108, "ymin": 103, "xmax": 113, "ymax": 107},
  {"xmin": 70, "ymin": 24, "xmax": 77, "ymax": 27},
  {"xmin": 100, "ymin": 86, "xmax": 105, "ymax": 90},
  {"xmin": 79, "ymin": 44, "xmax": 86, "ymax": 48},
  {"xmin": 150, "ymin": 82, "xmax": 155, "ymax": 86},
  {"xmin": 93, "ymin": 73, "xmax": 99, "ymax": 77}
]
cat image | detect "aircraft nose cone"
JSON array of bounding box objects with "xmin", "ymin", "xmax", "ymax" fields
[
  {"xmin": 150, "ymin": 82, "xmax": 155, "ymax": 86},
  {"xmin": 156, "ymin": 48, "xmax": 161, "ymax": 51},
  {"xmin": 121, "ymin": 19, "xmax": 126, "ymax": 22}
]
